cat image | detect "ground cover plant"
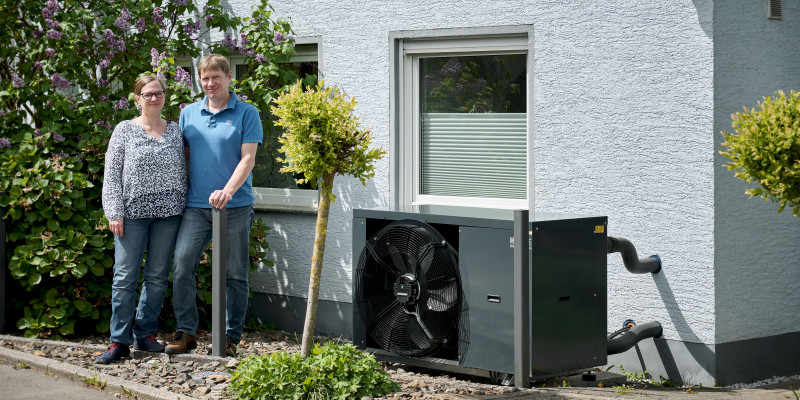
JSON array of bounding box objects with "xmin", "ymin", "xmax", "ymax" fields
[
  {"xmin": 228, "ymin": 340, "xmax": 400, "ymax": 400},
  {"xmin": 0, "ymin": 0, "xmax": 304, "ymax": 338}
]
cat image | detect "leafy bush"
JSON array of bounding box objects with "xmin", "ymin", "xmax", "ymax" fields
[
  {"xmin": 228, "ymin": 341, "xmax": 400, "ymax": 400},
  {"xmin": 721, "ymin": 90, "xmax": 800, "ymax": 216},
  {"xmin": 1, "ymin": 0, "xmax": 297, "ymax": 338}
]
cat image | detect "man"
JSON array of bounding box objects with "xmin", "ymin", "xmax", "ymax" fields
[{"xmin": 166, "ymin": 54, "xmax": 261, "ymax": 356}]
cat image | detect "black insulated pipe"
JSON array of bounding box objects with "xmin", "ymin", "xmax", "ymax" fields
[
  {"xmin": 607, "ymin": 236, "xmax": 662, "ymax": 274},
  {"xmin": 607, "ymin": 321, "xmax": 663, "ymax": 355}
]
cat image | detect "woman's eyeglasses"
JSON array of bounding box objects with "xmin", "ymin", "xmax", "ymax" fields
[{"xmin": 139, "ymin": 91, "xmax": 165, "ymax": 100}]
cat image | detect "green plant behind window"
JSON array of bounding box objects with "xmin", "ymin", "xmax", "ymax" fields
[{"xmin": 721, "ymin": 90, "xmax": 800, "ymax": 216}]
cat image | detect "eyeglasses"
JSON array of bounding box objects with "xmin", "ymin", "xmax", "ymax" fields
[{"xmin": 138, "ymin": 91, "xmax": 165, "ymax": 100}]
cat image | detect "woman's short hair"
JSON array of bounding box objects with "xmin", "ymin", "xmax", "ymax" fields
[
  {"xmin": 197, "ymin": 54, "xmax": 231, "ymax": 78},
  {"xmin": 133, "ymin": 74, "xmax": 166, "ymax": 95}
]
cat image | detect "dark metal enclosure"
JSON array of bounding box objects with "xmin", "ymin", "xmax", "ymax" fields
[{"xmin": 353, "ymin": 205, "xmax": 607, "ymax": 381}]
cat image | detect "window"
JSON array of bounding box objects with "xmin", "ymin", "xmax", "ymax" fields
[
  {"xmin": 393, "ymin": 31, "xmax": 531, "ymax": 209},
  {"xmin": 230, "ymin": 41, "xmax": 321, "ymax": 212}
]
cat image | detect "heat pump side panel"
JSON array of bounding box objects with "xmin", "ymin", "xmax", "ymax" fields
[
  {"xmin": 530, "ymin": 217, "xmax": 608, "ymax": 376},
  {"xmin": 458, "ymin": 226, "xmax": 516, "ymax": 373}
]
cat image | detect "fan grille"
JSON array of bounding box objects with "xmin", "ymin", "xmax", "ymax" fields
[{"xmin": 356, "ymin": 220, "xmax": 462, "ymax": 357}]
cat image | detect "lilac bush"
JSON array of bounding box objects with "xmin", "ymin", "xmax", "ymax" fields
[{"xmin": 1, "ymin": 0, "xmax": 296, "ymax": 339}]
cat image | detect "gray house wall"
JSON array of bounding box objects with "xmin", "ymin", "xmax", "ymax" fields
[{"xmin": 220, "ymin": 0, "xmax": 800, "ymax": 386}]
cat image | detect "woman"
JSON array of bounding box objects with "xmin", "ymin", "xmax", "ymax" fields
[{"xmin": 97, "ymin": 75, "xmax": 187, "ymax": 364}]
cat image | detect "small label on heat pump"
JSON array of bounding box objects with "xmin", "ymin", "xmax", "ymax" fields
[
  {"xmin": 487, "ymin": 295, "xmax": 501, "ymax": 303},
  {"xmin": 595, "ymin": 225, "xmax": 605, "ymax": 234}
]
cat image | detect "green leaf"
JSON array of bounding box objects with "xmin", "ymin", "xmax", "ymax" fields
[
  {"xmin": 45, "ymin": 288, "xmax": 59, "ymax": 307},
  {"xmin": 59, "ymin": 320, "xmax": 76, "ymax": 335},
  {"xmin": 74, "ymin": 299, "xmax": 92, "ymax": 313}
]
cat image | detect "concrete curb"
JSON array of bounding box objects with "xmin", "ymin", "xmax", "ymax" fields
[{"xmin": 0, "ymin": 345, "xmax": 195, "ymax": 400}]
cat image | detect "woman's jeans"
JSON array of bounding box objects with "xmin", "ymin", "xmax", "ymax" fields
[
  {"xmin": 172, "ymin": 206, "xmax": 254, "ymax": 341},
  {"xmin": 109, "ymin": 215, "xmax": 181, "ymax": 345}
]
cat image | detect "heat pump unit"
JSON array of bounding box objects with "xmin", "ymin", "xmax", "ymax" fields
[{"xmin": 353, "ymin": 205, "xmax": 608, "ymax": 381}]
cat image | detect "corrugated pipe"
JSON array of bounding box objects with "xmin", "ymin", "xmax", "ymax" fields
[
  {"xmin": 607, "ymin": 236, "xmax": 662, "ymax": 274},
  {"xmin": 607, "ymin": 320, "xmax": 663, "ymax": 355}
]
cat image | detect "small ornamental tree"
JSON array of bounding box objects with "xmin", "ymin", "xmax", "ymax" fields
[
  {"xmin": 0, "ymin": 0, "xmax": 298, "ymax": 338},
  {"xmin": 272, "ymin": 81, "xmax": 386, "ymax": 357},
  {"xmin": 721, "ymin": 90, "xmax": 800, "ymax": 216}
]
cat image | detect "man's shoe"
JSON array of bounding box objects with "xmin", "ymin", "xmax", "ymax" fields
[
  {"xmin": 133, "ymin": 335, "xmax": 165, "ymax": 352},
  {"xmin": 225, "ymin": 337, "xmax": 240, "ymax": 357},
  {"xmin": 164, "ymin": 331, "xmax": 197, "ymax": 354},
  {"xmin": 95, "ymin": 342, "xmax": 130, "ymax": 364}
]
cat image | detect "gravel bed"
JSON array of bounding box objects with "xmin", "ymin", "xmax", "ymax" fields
[{"xmin": 0, "ymin": 330, "xmax": 530, "ymax": 400}]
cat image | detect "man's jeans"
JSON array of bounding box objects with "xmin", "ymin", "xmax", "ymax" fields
[
  {"xmin": 172, "ymin": 205, "xmax": 254, "ymax": 340},
  {"xmin": 110, "ymin": 215, "xmax": 181, "ymax": 345}
]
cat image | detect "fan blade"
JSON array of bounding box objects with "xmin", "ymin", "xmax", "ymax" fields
[
  {"xmin": 389, "ymin": 241, "xmax": 415, "ymax": 275},
  {"xmin": 363, "ymin": 241, "xmax": 403, "ymax": 278},
  {"xmin": 410, "ymin": 310, "xmax": 437, "ymax": 342},
  {"xmin": 426, "ymin": 284, "xmax": 459, "ymax": 312},
  {"xmin": 366, "ymin": 297, "xmax": 402, "ymax": 333},
  {"xmin": 415, "ymin": 243, "xmax": 437, "ymax": 278}
]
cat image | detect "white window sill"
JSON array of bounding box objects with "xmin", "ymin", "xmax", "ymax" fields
[{"xmin": 253, "ymin": 187, "xmax": 319, "ymax": 213}]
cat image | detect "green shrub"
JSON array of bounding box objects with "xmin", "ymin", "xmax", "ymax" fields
[
  {"xmin": 720, "ymin": 90, "xmax": 800, "ymax": 216},
  {"xmin": 228, "ymin": 341, "xmax": 400, "ymax": 400}
]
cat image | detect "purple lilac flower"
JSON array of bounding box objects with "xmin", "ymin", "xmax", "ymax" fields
[
  {"xmin": 115, "ymin": 7, "xmax": 131, "ymax": 30},
  {"xmin": 42, "ymin": 7, "xmax": 53, "ymax": 18},
  {"xmin": 240, "ymin": 33, "xmax": 249, "ymax": 46},
  {"xmin": 114, "ymin": 97, "xmax": 129, "ymax": 110},
  {"xmin": 175, "ymin": 66, "xmax": 192, "ymax": 89},
  {"xmin": 45, "ymin": 48, "xmax": 56, "ymax": 57},
  {"xmin": 239, "ymin": 95, "xmax": 248, "ymax": 101},
  {"xmin": 222, "ymin": 34, "xmax": 236, "ymax": 52},
  {"xmin": 150, "ymin": 48, "xmax": 163, "ymax": 68},
  {"xmin": 82, "ymin": 35, "xmax": 89, "ymax": 42},
  {"xmin": 34, "ymin": 129, "xmax": 42, "ymax": 137},
  {"xmin": 100, "ymin": 59, "xmax": 110, "ymax": 69},
  {"xmin": 96, "ymin": 79, "xmax": 109, "ymax": 87},
  {"xmin": 273, "ymin": 32, "xmax": 286, "ymax": 45},
  {"xmin": 33, "ymin": 29, "xmax": 42, "ymax": 39},
  {"xmin": 153, "ymin": 7, "xmax": 165, "ymax": 28},
  {"xmin": 255, "ymin": 53, "xmax": 267, "ymax": 63},
  {"xmin": 56, "ymin": 151, "xmax": 70, "ymax": 158},
  {"xmin": 103, "ymin": 29, "xmax": 114, "ymax": 42},
  {"xmin": 12, "ymin": 76, "xmax": 24, "ymax": 88},
  {"xmin": 53, "ymin": 132, "xmax": 65, "ymax": 142},
  {"xmin": 33, "ymin": 61, "xmax": 43, "ymax": 70},
  {"xmin": 179, "ymin": 103, "xmax": 187, "ymax": 111},
  {"xmin": 46, "ymin": 30, "xmax": 63, "ymax": 40},
  {"xmin": 240, "ymin": 47, "xmax": 255, "ymax": 57},
  {"xmin": 174, "ymin": 0, "xmax": 189, "ymax": 6},
  {"xmin": 135, "ymin": 17, "xmax": 146, "ymax": 32},
  {"xmin": 0, "ymin": 138, "xmax": 10, "ymax": 148},
  {"xmin": 51, "ymin": 73, "xmax": 69, "ymax": 90},
  {"xmin": 47, "ymin": 0, "xmax": 59, "ymax": 12},
  {"xmin": 156, "ymin": 71, "xmax": 165, "ymax": 82},
  {"xmin": 46, "ymin": 19, "xmax": 60, "ymax": 30},
  {"xmin": 99, "ymin": 95, "xmax": 108, "ymax": 101}
]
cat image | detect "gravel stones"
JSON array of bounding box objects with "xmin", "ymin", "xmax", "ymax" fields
[{"xmin": 0, "ymin": 331, "xmax": 532, "ymax": 399}]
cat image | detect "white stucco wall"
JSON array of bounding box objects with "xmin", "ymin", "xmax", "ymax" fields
[
  {"xmin": 713, "ymin": 0, "xmax": 800, "ymax": 344},
  {"xmin": 228, "ymin": 0, "xmax": 718, "ymax": 344}
]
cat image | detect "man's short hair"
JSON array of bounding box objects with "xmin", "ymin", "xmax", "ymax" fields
[{"xmin": 197, "ymin": 54, "xmax": 231, "ymax": 78}]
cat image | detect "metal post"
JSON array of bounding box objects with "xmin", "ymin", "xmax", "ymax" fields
[
  {"xmin": 211, "ymin": 207, "xmax": 227, "ymax": 357},
  {"xmin": 0, "ymin": 191, "xmax": 6, "ymax": 333},
  {"xmin": 513, "ymin": 209, "xmax": 530, "ymax": 388}
]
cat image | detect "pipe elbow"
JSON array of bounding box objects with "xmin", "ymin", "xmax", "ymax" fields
[
  {"xmin": 607, "ymin": 236, "xmax": 661, "ymax": 274},
  {"xmin": 607, "ymin": 321, "xmax": 663, "ymax": 355}
]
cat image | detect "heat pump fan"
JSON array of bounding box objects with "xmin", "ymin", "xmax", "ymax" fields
[{"xmin": 355, "ymin": 219, "xmax": 462, "ymax": 357}]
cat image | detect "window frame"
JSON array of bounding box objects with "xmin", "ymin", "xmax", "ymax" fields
[{"xmin": 390, "ymin": 26, "xmax": 535, "ymax": 210}]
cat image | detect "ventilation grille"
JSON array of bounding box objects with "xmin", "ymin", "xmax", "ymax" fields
[{"xmin": 768, "ymin": 0, "xmax": 782, "ymax": 19}]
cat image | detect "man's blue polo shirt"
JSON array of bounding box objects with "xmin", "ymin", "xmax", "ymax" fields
[{"xmin": 179, "ymin": 91, "xmax": 263, "ymax": 208}]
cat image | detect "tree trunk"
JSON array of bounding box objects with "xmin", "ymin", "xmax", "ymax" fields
[{"xmin": 300, "ymin": 171, "xmax": 335, "ymax": 357}]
